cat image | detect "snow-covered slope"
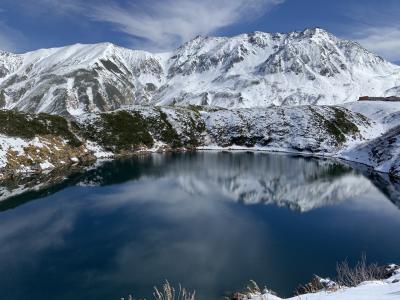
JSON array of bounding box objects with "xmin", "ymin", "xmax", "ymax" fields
[
  {"xmin": 341, "ymin": 125, "xmax": 400, "ymax": 178},
  {"xmin": 1, "ymin": 28, "xmax": 400, "ymax": 115},
  {"xmin": 0, "ymin": 43, "xmax": 168, "ymax": 115},
  {"xmin": 339, "ymin": 101, "xmax": 400, "ymax": 178}
]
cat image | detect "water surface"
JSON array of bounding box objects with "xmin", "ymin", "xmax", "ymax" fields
[{"xmin": 1, "ymin": 152, "xmax": 400, "ymax": 299}]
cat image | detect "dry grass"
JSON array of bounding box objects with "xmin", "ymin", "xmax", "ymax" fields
[
  {"xmin": 336, "ymin": 253, "xmax": 386, "ymax": 287},
  {"xmin": 295, "ymin": 254, "xmax": 391, "ymax": 296},
  {"xmin": 228, "ymin": 280, "xmax": 271, "ymax": 300},
  {"xmin": 295, "ymin": 277, "xmax": 323, "ymax": 295},
  {"xmin": 153, "ymin": 280, "xmax": 196, "ymax": 300},
  {"xmin": 121, "ymin": 281, "xmax": 195, "ymax": 300},
  {"xmin": 295, "ymin": 275, "xmax": 339, "ymax": 296}
]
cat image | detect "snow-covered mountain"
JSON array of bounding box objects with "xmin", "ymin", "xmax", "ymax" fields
[
  {"xmin": 0, "ymin": 43, "xmax": 168, "ymax": 115},
  {"xmin": 1, "ymin": 28, "xmax": 400, "ymax": 116}
]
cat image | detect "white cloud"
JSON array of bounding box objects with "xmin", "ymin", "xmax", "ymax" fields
[
  {"xmin": 13, "ymin": 0, "xmax": 84, "ymax": 15},
  {"xmin": 355, "ymin": 27, "xmax": 400, "ymax": 62},
  {"xmin": 89, "ymin": 0, "xmax": 284, "ymax": 50},
  {"xmin": 7, "ymin": 0, "xmax": 283, "ymax": 51},
  {"xmin": 342, "ymin": 2, "xmax": 400, "ymax": 62}
]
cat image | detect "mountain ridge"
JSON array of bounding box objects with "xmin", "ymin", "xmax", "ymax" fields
[{"xmin": 0, "ymin": 28, "xmax": 400, "ymax": 116}]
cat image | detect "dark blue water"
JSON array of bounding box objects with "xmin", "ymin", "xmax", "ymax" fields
[{"xmin": 0, "ymin": 152, "xmax": 399, "ymax": 299}]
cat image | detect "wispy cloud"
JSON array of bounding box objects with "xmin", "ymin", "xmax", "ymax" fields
[
  {"xmin": 0, "ymin": 8, "xmax": 19, "ymax": 51},
  {"xmin": 13, "ymin": 0, "xmax": 84, "ymax": 15},
  {"xmin": 343, "ymin": 1, "xmax": 400, "ymax": 62},
  {"xmin": 355, "ymin": 27, "xmax": 400, "ymax": 62},
  {"xmin": 0, "ymin": 21, "xmax": 26, "ymax": 52},
  {"xmin": 8, "ymin": 0, "xmax": 283, "ymax": 51},
  {"xmin": 88, "ymin": 0, "xmax": 284, "ymax": 50}
]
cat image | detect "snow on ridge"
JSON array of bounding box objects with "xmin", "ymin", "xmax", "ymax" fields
[{"xmin": 1, "ymin": 28, "xmax": 400, "ymax": 116}]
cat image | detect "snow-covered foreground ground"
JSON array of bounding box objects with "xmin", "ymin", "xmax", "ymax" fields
[{"xmin": 251, "ymin": 268, "xmax": 400, "ymax": 300}]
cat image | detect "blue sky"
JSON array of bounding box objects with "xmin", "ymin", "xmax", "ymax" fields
[{"xmin": 0, "ymin": 0, "xmax": 399, "ymax": 63}]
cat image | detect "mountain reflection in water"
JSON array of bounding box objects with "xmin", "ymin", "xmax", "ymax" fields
[
  {"xmin": 1, "ymin": 152, "xmax": 399, "ymax": 211},
  {"xmin": 0, "ymin": 152, "xmax": 399, "ymax": 300}
]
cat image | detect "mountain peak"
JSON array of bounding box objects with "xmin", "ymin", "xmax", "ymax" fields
[{"xmin": 302, "ymin": 27, "xmax": 329, "ymax": 35}]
